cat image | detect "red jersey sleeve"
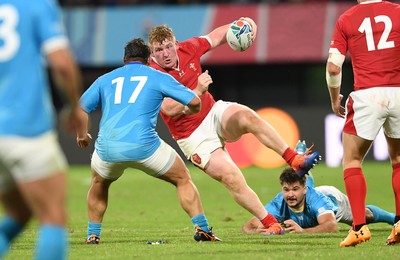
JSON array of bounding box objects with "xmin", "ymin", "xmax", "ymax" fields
[{"xmin": 329, "ymin": 1, "xmax": 400, "ymax": 90}]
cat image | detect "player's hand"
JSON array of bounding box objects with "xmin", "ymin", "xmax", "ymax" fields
[
  {"xmin": 283, "ymin": 219, "xmax": 304, "ymax": 233},
  {"xmin": 196, "ymin": 70, "xmax": 213, "ymax": 96},
  {"xmin": 239, "ymin": 17, "xmax": 257, "ymax": 41},
  {"xmin": 331, "ymin": 94, "xmax": 345, "ymax": 118},
  {"xmin": 77, "ymin": 133, "xmax": 92, "ymax": 148}
]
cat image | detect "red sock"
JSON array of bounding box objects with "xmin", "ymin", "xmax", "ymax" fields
[
  {"xmin": 392, "ymin": 163, "xmax": 400, "ymax": 216},
  {"xmin": 260, "ymin": 214, "xmax": 278, "ymax": 228},
  {"xmin": 344, "ymin": 168, "xmax": 366, "ymax": 229},
  {"xmin": 282, "ymin": 147, "xmax": 297, "ymax": 165}
]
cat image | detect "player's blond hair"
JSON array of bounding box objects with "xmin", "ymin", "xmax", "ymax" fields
[{"xmin": 148, "ymin": 25, "xmax": 176, "ymax": 46}]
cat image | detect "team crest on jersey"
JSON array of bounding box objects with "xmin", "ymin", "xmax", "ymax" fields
[
  {"xmin": 190, "ymin": 63, "xmax": 197, "ymax": 71},
  {"xmin": 192, "ymin": 153, "xmax": 201, "ymax": 165}
]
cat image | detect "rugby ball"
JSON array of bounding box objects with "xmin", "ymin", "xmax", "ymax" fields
[{"xmin": 226, "ymin": 19, "xmax": 253, "ymax": 52}]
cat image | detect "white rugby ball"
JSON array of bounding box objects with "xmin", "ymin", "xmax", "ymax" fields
[{"xmin": 226, "ymin": 19, "xmax": 253, "ymax": 52}]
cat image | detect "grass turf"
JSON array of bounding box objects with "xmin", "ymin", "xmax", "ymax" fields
[{"xmin": 3, "ymin": 162, "xmax": 399, "ymax": 259}]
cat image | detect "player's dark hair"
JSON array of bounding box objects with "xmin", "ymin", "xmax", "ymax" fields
[
  {"xmin": 123, "ymin": 38, "xmax": 150, "ymax": 64},
  {"xmin": 279, "ymin": 168, "xmax": 307, "ymax": 186}
]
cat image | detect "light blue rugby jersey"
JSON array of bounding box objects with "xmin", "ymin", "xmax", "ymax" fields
[
  {"xmin": 0, "ymin": 0, "xmax": 68, "ymax": 136},
  {"xmin": 266, "ymin": 186, "xmax": 339, "ymax": 228},
  {"xmin": 80, "ymin": 62, "xmax": 196, "ymax": 162}
]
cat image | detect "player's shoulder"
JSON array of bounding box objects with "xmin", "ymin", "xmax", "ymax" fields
[
  {"xmin": 272, "ymin": 191, "xmax": 284, "ymax": 203},
  {"xmin": 125, "ymin": 63, "xmax": 175, "ymax": 82},
  {"xmin": 307, "ymin": 186, "xmax": 329, "ymax": 201},
  {"xmin": 343, "ymin": 1, "xmax": 400, "ymax": 16},
  {"xmin": 145, "ymin": 64, "xmax": 175, "ymax": 80},
  {"xmin": 95, "ymin": 66, "xmax": 123, "ymax": 84},
  {"xmin": 179, "ymin": 37, "xmax": 211, "ymax": 51}
]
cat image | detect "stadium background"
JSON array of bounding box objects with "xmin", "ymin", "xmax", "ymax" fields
[{"xmin": 54, "ymin": 1, "xmax": 389, "ymax": 168}]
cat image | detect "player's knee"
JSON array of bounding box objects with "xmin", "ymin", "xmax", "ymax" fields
[
  {"xmin": 220, "ymin": 172, "xmax": 245, "ymax": 191},
  {"xmin": 161, "ymin": 170, "xmax": 192, "ymax": 186},
  {"xmin": 242, "ymin": 109, "xmax": 260, "ymax": 125}
]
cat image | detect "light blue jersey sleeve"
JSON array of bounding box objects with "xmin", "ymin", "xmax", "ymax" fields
[
  {"xmin": 80, "ymin": 79, "xmax": 101, "ymax": 114},
  {"xmin": 80, "ymin": 63, "xmax": 195, "ymax": 162},
  {"xmin": 155, "ymin": 68, "xmax": 196, "ymax": 106},
  {"xmin": 265, "ymin": 187, "xmax": 336, "ymax": 228},
  {"xmin": 0, "ymin": 0, "xmax": 68, "ymax": 137},
  {"xmin": 301, "ymin": 188, "xmax": 337, "ymax": 227}
]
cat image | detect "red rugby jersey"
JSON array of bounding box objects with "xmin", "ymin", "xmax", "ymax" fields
[
  {"xmin": 150, "ymin": 37, "xmax": 216, "ymax": 140},
  {"xmin": 330, "ymin": 0, "xmax": 400, "ymax": 90}
]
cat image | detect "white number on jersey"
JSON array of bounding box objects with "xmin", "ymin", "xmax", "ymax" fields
[
  {"xmin": 0, "ymin": 5, "xmax": 20, "ymax": 62},
  {"xmin": 112, "ymin": 76, "xmax": 148, "ymax": 104},
  {"xmin": 359, "ymin": 15, "xmax": 395, "ymax": 51}
]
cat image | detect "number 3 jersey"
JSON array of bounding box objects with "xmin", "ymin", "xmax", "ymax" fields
[
  {"xmin": 0, "ymin": 0, "xmax": 68, "ymax": 136},
  {"xmin": 80, "ymin": 62, "xmax": 196, "ymax": 162},
  {"xmin": 329, "ymin": 0, "xmax": 400, "ymax": 90}
]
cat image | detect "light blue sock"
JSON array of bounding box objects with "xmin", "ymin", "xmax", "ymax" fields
[
  {"xmin": 35, "ymin": 225, "xmax": 68, "ymax": 260},
  {"xmin": 191, "ymin": 214, "xmax": 210, "ymax": 232},
  {"xmin": 367, "ymin": 205, "xmax": 395, "ymax": 225},
  {"xmin": 87, "ymin": 221, "xmax": 102, "ymax": 238},
  {"xmin": 0, "ymin": 215, "xmax": 24, "ymax": 257}
]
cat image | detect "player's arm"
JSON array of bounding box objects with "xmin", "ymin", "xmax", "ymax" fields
[
  {"xmin": 47, "ymin": 48, "xmax": 81, "ymax": 108},
  {"xmin": 242, "ymin": 217, "xmax": 267, "ymax": 234},
  {"xmin": 161, "ymin": 71, "xmax": 211, "ymax": 117},
  {"xmin": 205, "ymin": 17, "xmax": 257, "ymax": 49},
  {"xmin": 76, "ymin": 108, "xmax": 92, "ymax": 148},
  {"xmin": 284, "ymin": 213, "xmax": 337, "ymax": 233},
  {"xmin": 304, "ymin": 212, "xmax": 337, "ymax": 233},
  {"xmin": 47, "ymin": 47, "xmax": 87, "ymax": 135},
  {"xmin": 326, "ymin": 48, "xmax": 346, "ymax": 118},
  {"xmin": 161, "ymin": 95, "xmax": 201, "ymax": 117},
  {"xmin": 184, "ymin": 95, "xmax": 201, "ymax": 115}
]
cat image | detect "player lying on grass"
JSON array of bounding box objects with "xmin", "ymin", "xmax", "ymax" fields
[{"xmin": 242, "ymin": 142, "xmax": 394, "ymax": 234}]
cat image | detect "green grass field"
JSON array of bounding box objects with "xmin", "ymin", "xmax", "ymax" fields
[{"xmin": 4, "ymin": 162, "xmax": 399, "ymax": 259}]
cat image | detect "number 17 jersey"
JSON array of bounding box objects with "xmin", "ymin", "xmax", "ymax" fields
[{"xmin": 80, "ymin": 63, "xmax": 196, "ymax": 162}]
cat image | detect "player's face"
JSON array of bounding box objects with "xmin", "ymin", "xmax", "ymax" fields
[
  {"xmin": 281, "ymin": 181, "xmax": 307, "ymax": 209},
  {"xmin": 150, "ymin": 38, "xmax": 179, "ymax": 69}
]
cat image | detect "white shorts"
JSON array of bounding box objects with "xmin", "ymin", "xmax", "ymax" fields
[
  {"xmin": 177, "ymin": 100, "xmax": 236, "ymax": 169},
  {"xmin": 315, "ymin": 186, "xmax": 352, "ymax": 225},
  {"xmin": 0, "ymin": 131, "xmax": 68, "ymax": 191},
  {"xmin": 344, "ymin": 87, "xmax": 400, "ymax": 140},
  {"xmin": 91, "ymin": 139, "xmax": 177, "ymax": 180}
]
